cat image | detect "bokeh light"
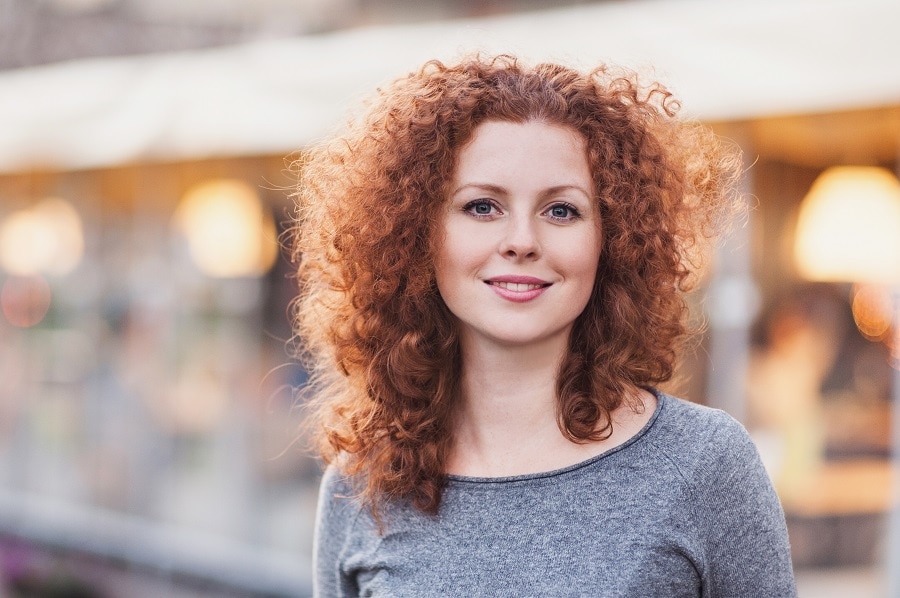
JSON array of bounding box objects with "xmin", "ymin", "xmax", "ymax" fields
[
  {"xmin": 0, "ymin": 197, "xmax": 84, "ymax": 276},
  {"xmin": 794, "ymin": 166, "xmax": 900, "ymax": 285},
  {"xmin": 173, "ymin": 179, "xmax": 278, "ymax": 278},
  {"xmin": 852, "ymin": 284, "xmax": 894, "ymax": 342},
  {"xmin": 1, "ymin": 275, "xmax": 52, "ymax": 327}
]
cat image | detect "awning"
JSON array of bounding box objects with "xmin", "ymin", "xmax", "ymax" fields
[{"xmin": 0, "ymin": 0, "xmax": 897, "ymax": 173}]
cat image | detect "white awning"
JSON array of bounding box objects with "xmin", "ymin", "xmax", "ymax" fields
[{"xmin": 0, "ymin": 0, "xmax": 898, "ymax": 172}]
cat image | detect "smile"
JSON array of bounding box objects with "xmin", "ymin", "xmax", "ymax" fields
[
  {"xmin": 484, "ymin": 278, "xmax": 552, "ymax": 303},
  {"xmin": 487, "ymin": 281, "xmax": 550, "ymax": 292}
]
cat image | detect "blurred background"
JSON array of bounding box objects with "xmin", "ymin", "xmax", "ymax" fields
[{"xmin": 0, "ymin": 0, "xmax": 899, "ymax": 596}]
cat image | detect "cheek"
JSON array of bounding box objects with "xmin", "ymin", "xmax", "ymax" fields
[
  {"xmin": 569, "ymin": 232, "xmax": 603, "ymax": 299},
  {"xmin": 562, "ymin": 227, "xmax": 602, "ymax": 270},
  {"xmin": 433, "ymin": 238, "xmax": 463, "ymax": 298},
  {"xmin": 433, "ymin": 252, "xmax": 452, "ymax": 297},
  {"xmin": 436, "ymin": 225, "xmax": 483, "ymax": 273}
]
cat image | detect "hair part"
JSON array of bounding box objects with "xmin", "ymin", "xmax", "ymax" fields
[{"xmin": 291, "ymin": 54, "xmax": 743, "ymax": 519}]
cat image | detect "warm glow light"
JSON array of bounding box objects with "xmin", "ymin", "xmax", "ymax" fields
[
  {"xmin": 0, "ymin": 198, "xmax": 84, "ymax": 276},
  {"xmin": 794, "ymin": 166, "xmax": 900, "ymax": 285},
  {"xmin": 173, "ymin": 179, "xmax": 278, "ymax": 278},
  {"xmin": 852, "ymin": 284, "xmax": 893, "ymax": 341}
]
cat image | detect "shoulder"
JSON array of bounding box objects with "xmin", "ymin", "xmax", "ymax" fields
[
  {"xmin": 316, "ymin": 461, "xmax": 367, "ymax": 532},
  {"xmin": 319, "ymin": 461, "xmax": 354, "ymax": 495},
  {"xmin": 314, "ymin": 463, "xmax": 379, "ymax": 596},
  {"xmin": 649, "ymin": 393, "xmax": 785, "ymax": 527},
  {"xmin": 653, "ymin": 392, "xmax": 752, "ymax": 444},
  {"xmin": 648, "ymin": 392, "xmax": 763, "ymax": 482},
  {"xmin": 651, "ymin": 396, "xmax": 796, "ymax": 594},
  {"xmin": 655, "ymin": 392, "xmax": 745, "ymax": 438}
]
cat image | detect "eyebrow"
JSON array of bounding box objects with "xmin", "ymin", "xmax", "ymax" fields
[{"xmin": 451, "ymin": 183, "xmax": 593, "ymax": 200}]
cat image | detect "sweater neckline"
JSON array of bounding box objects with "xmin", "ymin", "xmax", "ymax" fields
[{"xmin": 446, "ymin": 388, "xmax": 667, "ymax": 485}]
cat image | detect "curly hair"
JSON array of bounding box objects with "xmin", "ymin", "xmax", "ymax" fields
[{"xmin": 291, "ymin": 54, "xmax": 742, "ymax": 518}]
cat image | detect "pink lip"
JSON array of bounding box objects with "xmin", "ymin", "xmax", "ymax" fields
[
  {"xmin": 486, "ymin": 275, "xmax": 549, "ymax": 285},
  {"xmin": 484, "ymin": 275, "xmax": 552, "ymax": 303}
]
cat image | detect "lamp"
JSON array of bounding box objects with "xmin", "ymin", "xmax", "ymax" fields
[
  {"xmin": 0, "ymin": 197, "xmax": 84, "ymax": 276},
  {"xmin": 792, "ymin": 164, "xmax": 900, "ymax": 594},
  {"xmin": 172, "ymin": 179, "xmax": 278, "ymax": 278},
  {"xmin": 794, "ymin": 166, "xmax": 900, "ymax": 285}
]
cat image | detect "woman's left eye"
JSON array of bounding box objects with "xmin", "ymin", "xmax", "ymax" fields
[{"xmin": 546, "ymin": 203, "xmax": 580, "ymax": 221}]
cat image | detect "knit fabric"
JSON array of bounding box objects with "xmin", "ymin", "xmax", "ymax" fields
[{"xmin": 313, "ymin": 390, "xmax": 797, "ymax": 597}]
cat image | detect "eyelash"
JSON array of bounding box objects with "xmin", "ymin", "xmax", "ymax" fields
[
  {"xmin": 461, "ymin": 199, "xmax": 583, "ymax": 222},
  {"xmin": 546, "ymin": 202, "xmax": 582, "ymax": 222},
  {"xmin": 462, "ymin": 199, "xmax": 500, "ymax": 219}
]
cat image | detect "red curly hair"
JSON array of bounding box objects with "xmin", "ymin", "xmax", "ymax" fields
[{"xmin": 291, "ymin": 54, "xmax": 741, "ymax": 517}]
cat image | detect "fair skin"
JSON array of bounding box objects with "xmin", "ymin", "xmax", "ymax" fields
[{"xmin": 436, "ymin": 119, "xmax": 656, "ymax": 478}]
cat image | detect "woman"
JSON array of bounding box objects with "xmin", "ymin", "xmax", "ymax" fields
[{"xmin": 293, "ymin": 54, "xmax": 796, "ymax": 596}]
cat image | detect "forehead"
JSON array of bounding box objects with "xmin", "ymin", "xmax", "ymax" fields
[
  {"xmin": 451, "ymin": 119, "xmax": 591, "ymax": 185},
  {"xmin": 459, "ymin": 119, "xmax": 586, "ymax": 154}
]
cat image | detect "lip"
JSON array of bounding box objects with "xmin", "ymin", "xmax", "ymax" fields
[
  {"xmin": 487, "ymin": 275, "xmax": 549, "ymax": 285},
  {"xmin": 484, "ymin": 275, "xmax": 552, "ymax": 303}
]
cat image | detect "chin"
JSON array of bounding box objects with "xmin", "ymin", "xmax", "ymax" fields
[{"xmin": 471, "ymin": 326, "xmax": 570, "ymax": 349}]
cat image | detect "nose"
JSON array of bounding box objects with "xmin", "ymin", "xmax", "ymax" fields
[{"xmin": 498, "ymin": 215, "xmax": 541, "ymax": 260}]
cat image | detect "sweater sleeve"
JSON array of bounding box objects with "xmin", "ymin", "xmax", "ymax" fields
[
  {"xmin": 313, "ymin": 464, "xmax": 360, "ymax": 598},
  {"xmin": 694, "ymin": 413, "xmax": 797, "ymax": 598}
]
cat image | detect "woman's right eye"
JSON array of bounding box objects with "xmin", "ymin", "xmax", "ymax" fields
[{"xmin": 463, "ymin": 199, "xmax": 498, "ymax": 217}]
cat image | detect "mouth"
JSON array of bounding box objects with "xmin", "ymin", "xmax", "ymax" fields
[
  {"xmin": 486, "ymin": 281, "xmax": 551, "ymax": 292},
  {"xmin": 484, "ymin": 277, "xmax": 552, "ymax": 303}
]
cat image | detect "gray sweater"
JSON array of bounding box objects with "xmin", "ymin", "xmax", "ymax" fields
[{"xmin": 313, "ymin": 391, "xmax": 797, "ymax": 597}]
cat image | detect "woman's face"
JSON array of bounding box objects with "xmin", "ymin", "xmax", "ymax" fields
[{"xmin": 435, "ymin": 119, "xmax": 602, "ymax": 349}]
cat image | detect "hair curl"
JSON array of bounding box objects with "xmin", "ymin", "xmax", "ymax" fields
[{"xmin": 291, "ymin": 54, "xmax": 742, "ymax": 517}]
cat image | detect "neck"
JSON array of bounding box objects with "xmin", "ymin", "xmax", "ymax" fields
[
  {"xmin": 448, "ymin": 331, "xmax": 570, "ymax": 475},
  {"xmin": 446, "ymin": 329, "xmax": 658, "ymax": 478}
]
